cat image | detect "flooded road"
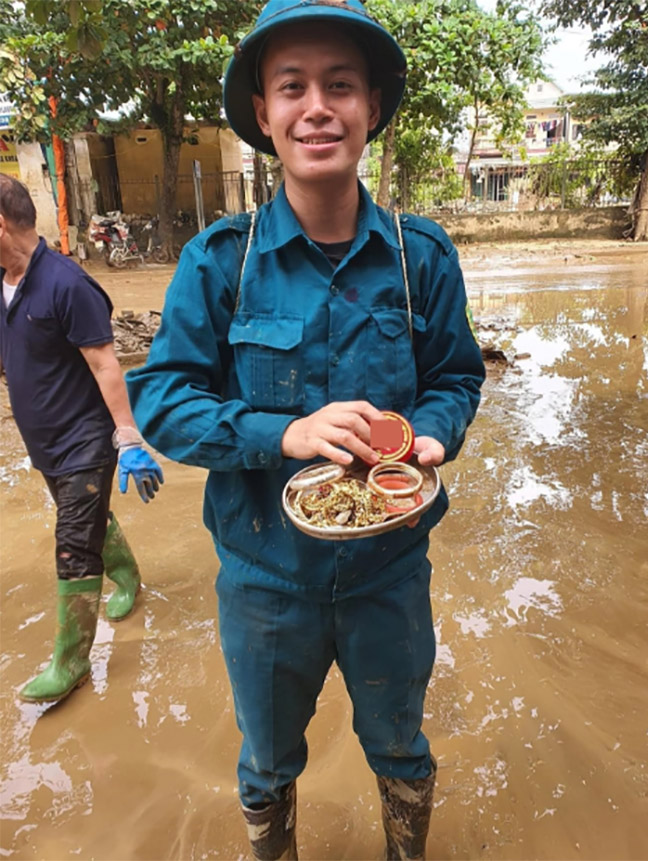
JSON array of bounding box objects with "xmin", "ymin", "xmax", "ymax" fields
[{"xmin": 1, "ymin": 251, "xmax": 647, "ymax": 859}]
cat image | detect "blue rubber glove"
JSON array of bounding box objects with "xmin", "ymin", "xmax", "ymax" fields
[{"xmin": 118, "ymin": 446, "xmax": 164, "ymax": 503}]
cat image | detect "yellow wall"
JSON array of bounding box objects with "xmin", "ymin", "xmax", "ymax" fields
[
  {"xmin": 0, "ymin": 128, "xmax": 20, "ymax": 177},
  {"xmin": 114, "ymin": 126, "xmax": 242, "ymax": 215}
]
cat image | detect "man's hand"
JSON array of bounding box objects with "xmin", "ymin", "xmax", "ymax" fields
[
  {"xmin": 118, "ymin": 447, "xmax": 164, "ymax": 503},
  {"xmin": 281, "ymin": 401, "xmax": 384, "ymax": 466},
  {"xmin": 414, "ymin": 436, "xmax": 445, "ymax": 467}
]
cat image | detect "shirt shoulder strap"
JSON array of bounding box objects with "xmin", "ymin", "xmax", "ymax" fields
[
  {"xmin": 392, "ymin": 211, "xmax": 413, "ymax": 341},
  {"xmin": 234, "ymin": 210, "xmax": 257, "ymax": 313}
]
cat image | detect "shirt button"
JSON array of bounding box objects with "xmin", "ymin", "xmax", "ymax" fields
[
  {"xmin": 330, "ymin": 284, "xmax": 340, "ymax": 296},
  {"xmin": 338, "ymin": 547, "xmax": 348, "ymax": 558},
  {"xmin": 330, "ymin": 354, "xmax": 339, "ymax": 366},
  {"xmin": 258, "ymin": 452, "xmax": 267, "ymax": 464}
]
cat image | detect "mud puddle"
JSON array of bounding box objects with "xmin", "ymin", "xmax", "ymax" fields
[{"xmin": 1, "ymin": 258, "xmax": 647, "ymax": 860}]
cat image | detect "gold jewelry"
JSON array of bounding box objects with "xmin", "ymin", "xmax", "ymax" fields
[
  {"xmin": 367, "ymin": 462, "xmax": 423, "ymax": 499},
  {"xmin": 288, "ymin": 462, "xmax": 346, "ymax": 492},
  {"xmin": 293, "ymin": 478, "xmax": 386, "ymax": 528}
]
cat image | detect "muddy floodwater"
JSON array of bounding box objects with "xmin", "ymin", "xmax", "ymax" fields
[{"xmin": 1, "ymin": 247, "xmax": 647, "ymax": 860}]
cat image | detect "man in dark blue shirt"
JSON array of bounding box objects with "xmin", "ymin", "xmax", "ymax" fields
[
  {"xmin": 0, "ymin": 173, "xmax": 163, "ymax": 706},
  {"xmin": 128, "ymin": 2, "xmax": 485, "ymax": 858}
]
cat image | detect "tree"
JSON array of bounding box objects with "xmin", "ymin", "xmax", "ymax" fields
[
  {"xmin": 540, "ymin": 0, "xmax": 648, "ymax": 240},
  {"xmin": 366, "ymin": 0, "xmax": 545, "ymax": 206},
  {"xmin": 528, "ymin": 141, "xmax": 637, "ymax": 207},
  {"xmin": 0, "ymin": 0, "xmax": 262, "ymax": 251}
]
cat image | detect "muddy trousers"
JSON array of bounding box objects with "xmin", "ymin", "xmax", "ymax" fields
[
  {"xmin": 216, "ymin": 563, "xmax": 437, "ymax": 811},
  {"xmin": 43, "ymin": 459, "xmax": 116, "ymax": 579}
]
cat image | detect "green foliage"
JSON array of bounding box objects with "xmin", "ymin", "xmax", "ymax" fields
[
  {"xmin": 541, "ymin": 0, "xmax": 648, "ymax": 236},
  {"xmin": 528, "ymin": 142, "xmax": 636, "ymax": 207},
  {"xmin": 365, "ymin": 0, "xmax": 546, "ymax": 197},
  {"xmin": 0, "ymin": 0, "xmax": 262, "ymax": 143},
  {"xmin": 540, "ymin": 0, "xmax": 648, "ymax": 161}
]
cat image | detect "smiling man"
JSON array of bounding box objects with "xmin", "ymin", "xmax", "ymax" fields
[{"xmin": 127, "ymin": 1, "xmax": 485, "ymax": 858}]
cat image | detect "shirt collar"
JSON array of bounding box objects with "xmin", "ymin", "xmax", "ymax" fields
[
  {"xmin": 256, "ymin": 182, "xmax": 401, "ymax": 254},
  {"xmin": 0, "ymin": 236, "xmax": 47, "ymax": 289}
]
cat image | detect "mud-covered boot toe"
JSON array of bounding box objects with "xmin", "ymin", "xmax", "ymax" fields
[
  {"xmin": 105, "ymin": 573, "xmax": 141, "ymax": 621},
  {"xmin": 18, "ymin": 575, "xmax": 101, "ymax": 706},
  {"xmin": 242, "ymin": 782, "xmax": 298, "ymax": 860},
  {"xmin": 19, "ymin": 659, "xmax": 91, "ymax": 704}
]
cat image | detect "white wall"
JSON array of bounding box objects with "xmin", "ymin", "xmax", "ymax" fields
[{"xmin": 15, "ymin": 143, "xmax": 59, "ymax": 243}]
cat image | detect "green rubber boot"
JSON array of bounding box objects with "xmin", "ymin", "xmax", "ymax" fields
[
  {"xmin": 103, "ymin": 513, "xmax": 141, "ymax": 621},
  {"xmin": 19, "ymin": 576, "xmax": 102, "ymax": 704}
]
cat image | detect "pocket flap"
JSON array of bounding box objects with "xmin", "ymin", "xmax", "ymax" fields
[
  {"xmin": 371, "ymin": 308, "xmax": 411, "ymax": 339},
  {"xmin": 228, "ymin": 314, "xmax": 304, "ymax": 350}
]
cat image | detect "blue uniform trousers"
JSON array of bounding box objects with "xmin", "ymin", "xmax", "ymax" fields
[{"xmin": 216, "ymin": 563, "xmax": 436, "ymax": 807}]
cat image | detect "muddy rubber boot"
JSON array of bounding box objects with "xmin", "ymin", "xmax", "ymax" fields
[
  {"xmin": 377, "ymin": 761, "xmax": 437, "ymax": 860},
  {"xmin": 241, "ymin": 782, "xmax": 298, "ymax": 860},
  {"xmin": 103, "ymin": 513, "xmax": 141, "ymax": 621},
  {"xmin": 19, "ymin": 576, "xmax": 102, "ymax": 704}
]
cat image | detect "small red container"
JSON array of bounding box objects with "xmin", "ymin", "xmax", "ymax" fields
[{"xmin": 371, "ymin": 411, "xmax": 415, "ymax": 463}]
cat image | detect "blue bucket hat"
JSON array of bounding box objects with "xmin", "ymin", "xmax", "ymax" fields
[{"xmin": 223, "ymin": 0, "xmax": 407, "ymax": 156}]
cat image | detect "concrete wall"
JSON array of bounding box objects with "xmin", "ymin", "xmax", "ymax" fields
[
  {"xmin": 85, "ymin": 134, "xmax": 120, "ymax": 213},
  {"xmin": 114, "ymin": 126, "xmax": 230, "ymax": 215},
  {"xmin": 435, "ymin": 206, "xmax": 629, "ymax": 244},
  {"xmin": 15, "ymin": 143, "xmax": 59, "ymax": 243},
  {"xmin": 219, "ymin": 128, "xmax": 243, "ymax": 173}
]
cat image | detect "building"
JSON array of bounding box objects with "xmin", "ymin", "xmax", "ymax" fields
[
  {"xmin": 0, "ymin": 93, "xmax": 60, "ymax": 241},
  {"xmin": 454, "ymin": 80, "xmax": 581, "ymax": 203}
]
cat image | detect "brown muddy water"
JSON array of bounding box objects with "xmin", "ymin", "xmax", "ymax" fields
[{"xmin": 1, "ymin": 255, "xmax": 647, "ymax": 860}]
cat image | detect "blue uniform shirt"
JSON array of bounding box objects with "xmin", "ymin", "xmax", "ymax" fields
[
  {"xmin": 127, "ymin": 184, "xmax": 485, "ymax": 600},
  {"xmin": 0, "ymin": 239, "xmax": 115, "ymax": 475}
]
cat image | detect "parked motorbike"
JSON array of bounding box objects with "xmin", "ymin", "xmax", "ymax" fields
[
  {"xmin": 140, "ymin": 216, "xmax": 170, "ymax": 264},
  {"xmin": 89, "ymin": 212, "xmax": 169, "ymax": 267},
  {"xmin": 89, "ymin": 212, "xmax": 124, "ymax": 264}
]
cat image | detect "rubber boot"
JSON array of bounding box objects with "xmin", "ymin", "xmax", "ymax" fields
[
  {"xmin": 103, "ymin": 513, "xmax": 141, "ymax": 621},
  {"xmin": 19, "ymin": 576, "xmax": 102, "ymax": 704},
  {"xmin": 241, "ymin": 782, "xmax": 298, "ymax": 860},
  {"xmin": 377, "ymin": 761, "xmax": 437, "ymax": 861}
]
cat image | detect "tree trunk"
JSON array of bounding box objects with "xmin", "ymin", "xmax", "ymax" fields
[
  {"xmin": 399, "ymin": 164, "xmax": 410, "ymax": 212},
  {"xmin": 157, "ymin": 91, "xmax": 185, "ymax": 257},
  {"xmin": 463, "ymin": 104, "xmax": 479, "ymax": 201},
  {"xmin": 158, "ymin": 137, "xmax": 181, "ymax": 256},
  {"xmin": 632, "ymin": 150, "xmax": 648, "ymax": 241},
  {"xmin": 377, "ymin": 118, "xmax": 397, "ymax": 208},
  {"xmin": 253, "ymin": 152, "xmax": 267, "ymax": 208}
]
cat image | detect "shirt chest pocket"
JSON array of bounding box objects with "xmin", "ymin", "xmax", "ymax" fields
[
  {"xmin": 228, "ymin": 313, "xmax": 305, "ymax": 412},
  {"xmin": 365, "ymin": 309, "xmax": 422, "ymax": 410},
  {"xmin": 22, "ymin": 313, "xmax": 63, "ymax": 359}
]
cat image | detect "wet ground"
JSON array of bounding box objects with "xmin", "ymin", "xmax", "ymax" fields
[{"xmin": 1, "ymin": 243, "xmax": 647, "ymax": 860}]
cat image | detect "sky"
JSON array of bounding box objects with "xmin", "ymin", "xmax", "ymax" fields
[{"xmin": 477, "ymin": 0, "xmax": 602, "ymax": 93}]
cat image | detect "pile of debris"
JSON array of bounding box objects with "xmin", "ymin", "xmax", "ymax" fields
[
  {"xmin": 111, "ymin": 309, "xmax": 521, "ymax": 370},
  {"xmin": 112, "ymin": 310, "xmax": 161, "ymax": 360}
]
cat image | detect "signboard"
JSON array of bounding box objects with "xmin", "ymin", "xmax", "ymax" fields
[
  {"xmin": 0, "ymin": 130, "xmax": 20, "ymax": 177},
  {"xmin": 0, "ymin": 92, "xmax": 14, "ymax": 128}
]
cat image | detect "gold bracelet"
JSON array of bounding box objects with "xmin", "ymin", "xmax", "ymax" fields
[
  {"xmin": 367, "ymin": 462, "xmax": 423, "ymax": 499},
  {"xmin": 288, "ymin": 462, "xmax": 346, "ymax": 492}
]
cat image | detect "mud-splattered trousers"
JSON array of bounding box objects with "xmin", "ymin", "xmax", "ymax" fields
[
  {"xmin": 217, "ymin": 562, "xmax": 436, "ymax": 805},
  {"xmin": 43, "ymin": 455, "xmax": 116, "ymax": 580},
  {"xmin": 127, "ymin": 183, "xmax": 485, "ymax": 806}
]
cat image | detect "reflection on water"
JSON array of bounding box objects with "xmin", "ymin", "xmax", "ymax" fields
[
  {"xmin": 503, "ymin": 577, "xmax": 563, "ymax": 626},
  {"xmin": 1, "ymin": 259, "xmax": 647, "ymax": 860}
]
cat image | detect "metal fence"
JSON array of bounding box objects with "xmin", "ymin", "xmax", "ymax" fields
[
  {"xmin": 67, "ymin": 158, "xmax": 632, "ymax": 249},
  {"xmin": 358, "ymin": 160, "xmax": 633, "ymax": 216}
]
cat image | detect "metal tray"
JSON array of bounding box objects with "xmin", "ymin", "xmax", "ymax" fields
[{"xmin": 282, "ymin": 459, "xmax": 441, "ymax": 541}]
